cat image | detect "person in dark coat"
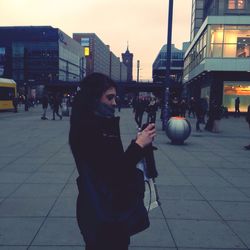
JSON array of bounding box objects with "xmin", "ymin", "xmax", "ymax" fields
[
  {"xmin": 146, "ymin": 98, "xmax": 158, "ymax": 123},
  {"xmin": 235, "ymin": 96, "xmax": 240, "ymax": 117},
  {"xmin": 51, "ymin": 93, "xmax": 62, "ymax": 120},
  {"xmin": 134, "ymin": 96, "xmax": 146, "ymax": 128},
  {"xmin": 195, "ymin": 98, "xmax": 203, "ymax": 132},
  {"xmin": 69, "ymin": 73, "xmax": 156, "ymax": 250},
  {"xmin": 41, "ymin": 94, "xmax": 49, "ymax": 120},
  {"xmin": 244, "ymin": 104, "xmax": 250, "ymax": 150}
]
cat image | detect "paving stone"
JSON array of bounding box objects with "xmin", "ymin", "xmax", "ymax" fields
[
  {"xmin": 187, "ymin": 175, "xmax": 232, "ymax": 187},
  {"xmin": 0, "ymin": 173, "xmax": 30, "ymax": 183},
  {"xmin": 209, "ymin": 201, "xmax": 250, "ymax": 221},
  {"xmin": 29, "ymin": 247, "xmax": 84, "ymax": 250},
  {"xmin": 0, "ymin": 247, "xmax": 27, "ymax": 250},
  {"xmin": 32, "ymin": 218, "xmax": 82, "ymax": 245},
  {"xmin": 0, "ymin": 197, "xmax": 55, "ymax": 217},
  {"xmin": 179, "ymin": 167, "xmax": 218, "ymax": 177},
  {"xmin": 228, "ymin": 221, "xmax": 250, "ymax": 248},
  {"xmin": 168, "ymin": 219, "xmax": 245, "ymax": 249},
  {"xmin": 25, "ymin": 172, "xmax": 72, "ymax": 184},
  {"xmin": 0, "ymin": 218, "xmax": 43, "ymax": 245},
  {"xmin": 0, "ymin": 183, "xmax": 20, "ymax": 198},
  {"xmin": 197, "ymin": 186, "xmax": 250, "ymax": 201},
  {"xmin": 161, "ymin": 200, "xmax": 221, "ymax": 220},
  {"xmin": 157, "ymin": 185, "xmax": 204, "ymax": 200},
  {"xmin": 49, "ymin": 196, "xmax": 76, "ymax": 217},
  {"xmin": 10, "ymin": 183, "xmax": 64, "ymax": 198},
  {"xmin": 130, "ymin": 218, "xmax": 175, "ymax": 248}
]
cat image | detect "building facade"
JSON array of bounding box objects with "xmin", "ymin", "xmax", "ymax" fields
[
  {"xmin": 122, "ymin": 47, "xmax": 133, "ymax": 82},
  {"xmin": 73, "ymin": 33, "xmax": 127, "ymax": 82},
  {"xmin": 152, "ymin": 42, "xmax": 189, "ymax": 84},
  {"xmin": 0, "ymin": 26, "xmax": 85, "ymax": 88},
  {"xmin": 184, "ymin": 0, "xmax": 250, "ymax": 112}
]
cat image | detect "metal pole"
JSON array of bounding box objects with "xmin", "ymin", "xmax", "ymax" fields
[
  {"xmin": 137, "ymin": 60, "xmax": 140, "ymax": 82},
  {"xmin": 162, "ymin": 0, "xmax": 174, "ymax": 130}
]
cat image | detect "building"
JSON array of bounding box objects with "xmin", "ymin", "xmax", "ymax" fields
[
  {"xmin": 152, "ymin": 42, "xmax": 190, "ymax": 84},
  {"xmin": 0, "ymin": 26, "xmax": 85, "ymax": 91},
  {"xmin": 122, "ymin": 47, "xmax": 133, "ymax": 82},
  {"xmin": 183, "ymin": 0, "xmax": 250, "ymax": 112},
  {"xmin": 73, "ymin": 33, "xmax": 127, "ymax": 82}
]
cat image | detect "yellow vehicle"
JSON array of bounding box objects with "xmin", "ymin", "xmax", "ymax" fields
[{"xmin": 0, "ymin": 78, "xmax": 17, "ymax": 111}]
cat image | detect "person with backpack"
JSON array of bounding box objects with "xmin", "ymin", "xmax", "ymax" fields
[{"xmin": 69, "ymin": 73, "xmax": 156, "ymax": 250}]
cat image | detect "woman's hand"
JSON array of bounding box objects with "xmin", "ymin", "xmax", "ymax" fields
[{"xmin": 135, "ymin": 123, "xmax": 156, "ymax": 148}]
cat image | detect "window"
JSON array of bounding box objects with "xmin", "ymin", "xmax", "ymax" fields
[{"xmin": 228, "ymin": 0, "xmax": 246, "ymax": 9}]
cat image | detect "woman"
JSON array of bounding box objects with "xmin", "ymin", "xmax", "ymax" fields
[{"xmin": 69, "ymin": 73, "xmax": 156, "ymax": 250}]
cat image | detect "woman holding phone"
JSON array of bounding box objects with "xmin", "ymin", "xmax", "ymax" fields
[{"xmin": 69, "ymin": 73, "xmax": 156, "ymax": 250}]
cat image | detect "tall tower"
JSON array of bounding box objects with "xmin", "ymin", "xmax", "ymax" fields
[{"xmin": 122, "ymin": 44, "xmax": 133, "ymax": 82}]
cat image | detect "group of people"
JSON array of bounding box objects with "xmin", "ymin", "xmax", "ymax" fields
[
  {"xmin": 132, "ymin": 96, "xmax": 159, "ymax": 128},
  {"xmin": 41, "ymin": 93, "xmax": 63, "ymax": 120}
]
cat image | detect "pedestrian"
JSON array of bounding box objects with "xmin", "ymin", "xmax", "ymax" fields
[
  {"xmin": 41, "ymin": 93, "xmax": 49, "ymax": 120},
  {"xmin": 134, "ymin": 96, "xmax": 146, "ymax": 128},
  {"xmin": 180, "ymin": 99, "xmax": 187, "ymax": 117},
  {"xmin": 235, "ymin": 96, "xmax": 240, "ymax": 117},
  {"xmin": 188, "ymin": 97, "xmax": 196, "ymax": 118},
  {"xmin": 51, "ymin": 93, "xmax": 62, "ymax": 120},
  {"xmin": 12, "ymin": 94, "xmax": 18, "ymax": 113},
  {"xmin": 146, "ymin": 98, "xmax": 158, "ymax": 123},
  {"xmin": 195, "ymin": 98, "xmax": 203, "ymax": 132},
  {"xmin": 69, "ymin": 73, "xmax": 156, "ymax": 250},
  {"xmin": 244, "ymin": 104, "xmax": 250, "ymax": 150},
  {"xmin": 116, "ymin": 95, "xmax": 121, "ymax": 112}
]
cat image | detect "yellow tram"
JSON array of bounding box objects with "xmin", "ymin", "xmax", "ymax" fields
[{"xmin": 0, "ymin": 78, "xmax": 17, "ymax": 111}]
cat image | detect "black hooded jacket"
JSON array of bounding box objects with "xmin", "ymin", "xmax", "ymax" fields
[{"xmin": 69, "ymin": 113, "xmax": 147, "ymax": 243}]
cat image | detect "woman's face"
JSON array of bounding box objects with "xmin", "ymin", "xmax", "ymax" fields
[{"xmin": 100, "ymin": 87, "xmax": 117, "ymax": 108}]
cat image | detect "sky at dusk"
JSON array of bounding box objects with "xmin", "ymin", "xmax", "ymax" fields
[{"xmin": 0, "ymin": 0, "xmax": 192, "ymax": 81}]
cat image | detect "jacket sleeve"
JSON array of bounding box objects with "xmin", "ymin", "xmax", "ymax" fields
[{"xmin": 122, "ymin": 140, "xmax": 145, "ymax": 170}]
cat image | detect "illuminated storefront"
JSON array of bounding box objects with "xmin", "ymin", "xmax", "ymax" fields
[
  {"xmin": 183, "ymin": 16, "xmax": 250, "ymax": 111},
  {"xmin": 223, "ymin": 82, "xmax": 250, "ymax": 112}
]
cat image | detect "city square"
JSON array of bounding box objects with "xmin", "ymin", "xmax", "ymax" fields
[{"xmin": 0, "ymin": 107, "xmax": 250, "ymax": 249}]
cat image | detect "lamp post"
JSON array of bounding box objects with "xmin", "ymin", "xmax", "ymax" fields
[
  {"xmin": 137, "ymin": 60, "xmax": 140, "ymax": 83},
  {"xmin": 162, "ymin": 0, "xmax": 174, "ymax": 130}
]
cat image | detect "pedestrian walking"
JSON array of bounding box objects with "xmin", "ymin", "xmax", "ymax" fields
[
  {"xmin": 134, "ymin": 96, "xmax": 146, "ymax": 128},
  {"xmin": 244, "ymin": 104, "xmax": 250, "ymax": 150},
  {"xmin": 188, "ymin": 97, "xmax": 196, "ymax": 118},
  {"xmin": 235, "ymin": 96, "xmax": 240, "ymax": 117},
  {"xmin": 12, "ymin": 94, "xmax": 18, "ymax": 113},
  {"xmin": 41, "ymin": 93, "xmax": 49, "ymax": 120},
  {"xmin": 69, "ymin": 73, "xmax": 156, "ymax": 250},
  {"xmin": 146, "ymin": 98, "xmax": 158, "ymax": 123},
  {"xmin": 195, "ymin": 98, "xmax": 203, "ymax": 132},
  {"xmin": 51, "ymin": 93, "xmax": 62, "ymax": 120}
]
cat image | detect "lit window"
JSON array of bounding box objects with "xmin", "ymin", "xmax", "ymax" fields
[
  {"xmin": 238, "ymin": 0, "xmax": 245, "ymax": 9},
  {"xmin": 228, "ymin": 0, "xmax": 246, "ymax": 9},
  {"xmin": 228, "ymin": 0, "xmax": 236, "ymax": 9}
]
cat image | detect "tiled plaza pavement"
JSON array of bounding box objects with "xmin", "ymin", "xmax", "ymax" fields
[{"xmin": 0, "ymin": 106, "xmax": 250, "ymax": 250}]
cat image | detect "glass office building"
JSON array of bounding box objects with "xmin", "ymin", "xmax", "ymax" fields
[
  {"xmin": 153, "ymin": 43, "xmax": 189, "ymax": 84},
  {"xmin": 0, "ymin": 26, "xmax": 85, "ymax": 88},
  {"xmin": 73, "ymin": 33, "xmax": 127, "ymax": 82},
  {"xmin": 183, "ymin": 0, "xmax": 250, "ymax": 112}
]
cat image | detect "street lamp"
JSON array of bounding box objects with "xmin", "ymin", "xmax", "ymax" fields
[{"xmin": 162, "ymin": 0, "xmax": 174, "ymax": 130}]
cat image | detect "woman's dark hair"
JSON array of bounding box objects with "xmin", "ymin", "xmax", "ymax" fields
[{"xmin": 69, "ymin": 73, "xmax": 116, "ymax": 153}]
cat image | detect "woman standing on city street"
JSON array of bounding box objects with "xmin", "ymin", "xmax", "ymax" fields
[{"xmin": 69, "ymin": 73, "xmax": 156, "ymax": 250}]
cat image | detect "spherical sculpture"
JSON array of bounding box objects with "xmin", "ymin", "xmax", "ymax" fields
[{"xmin": 166, "ymin": 117, "xmax": 191, "ymax": 144}]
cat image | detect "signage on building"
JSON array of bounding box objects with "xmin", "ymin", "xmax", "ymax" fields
[
  {"xmin": 81, "ymin": 38, "xmax": 90, "ymax": 47},
  {"xmin": 84, "ymin": 47, "xmax": 90, "ymax": 56}
]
